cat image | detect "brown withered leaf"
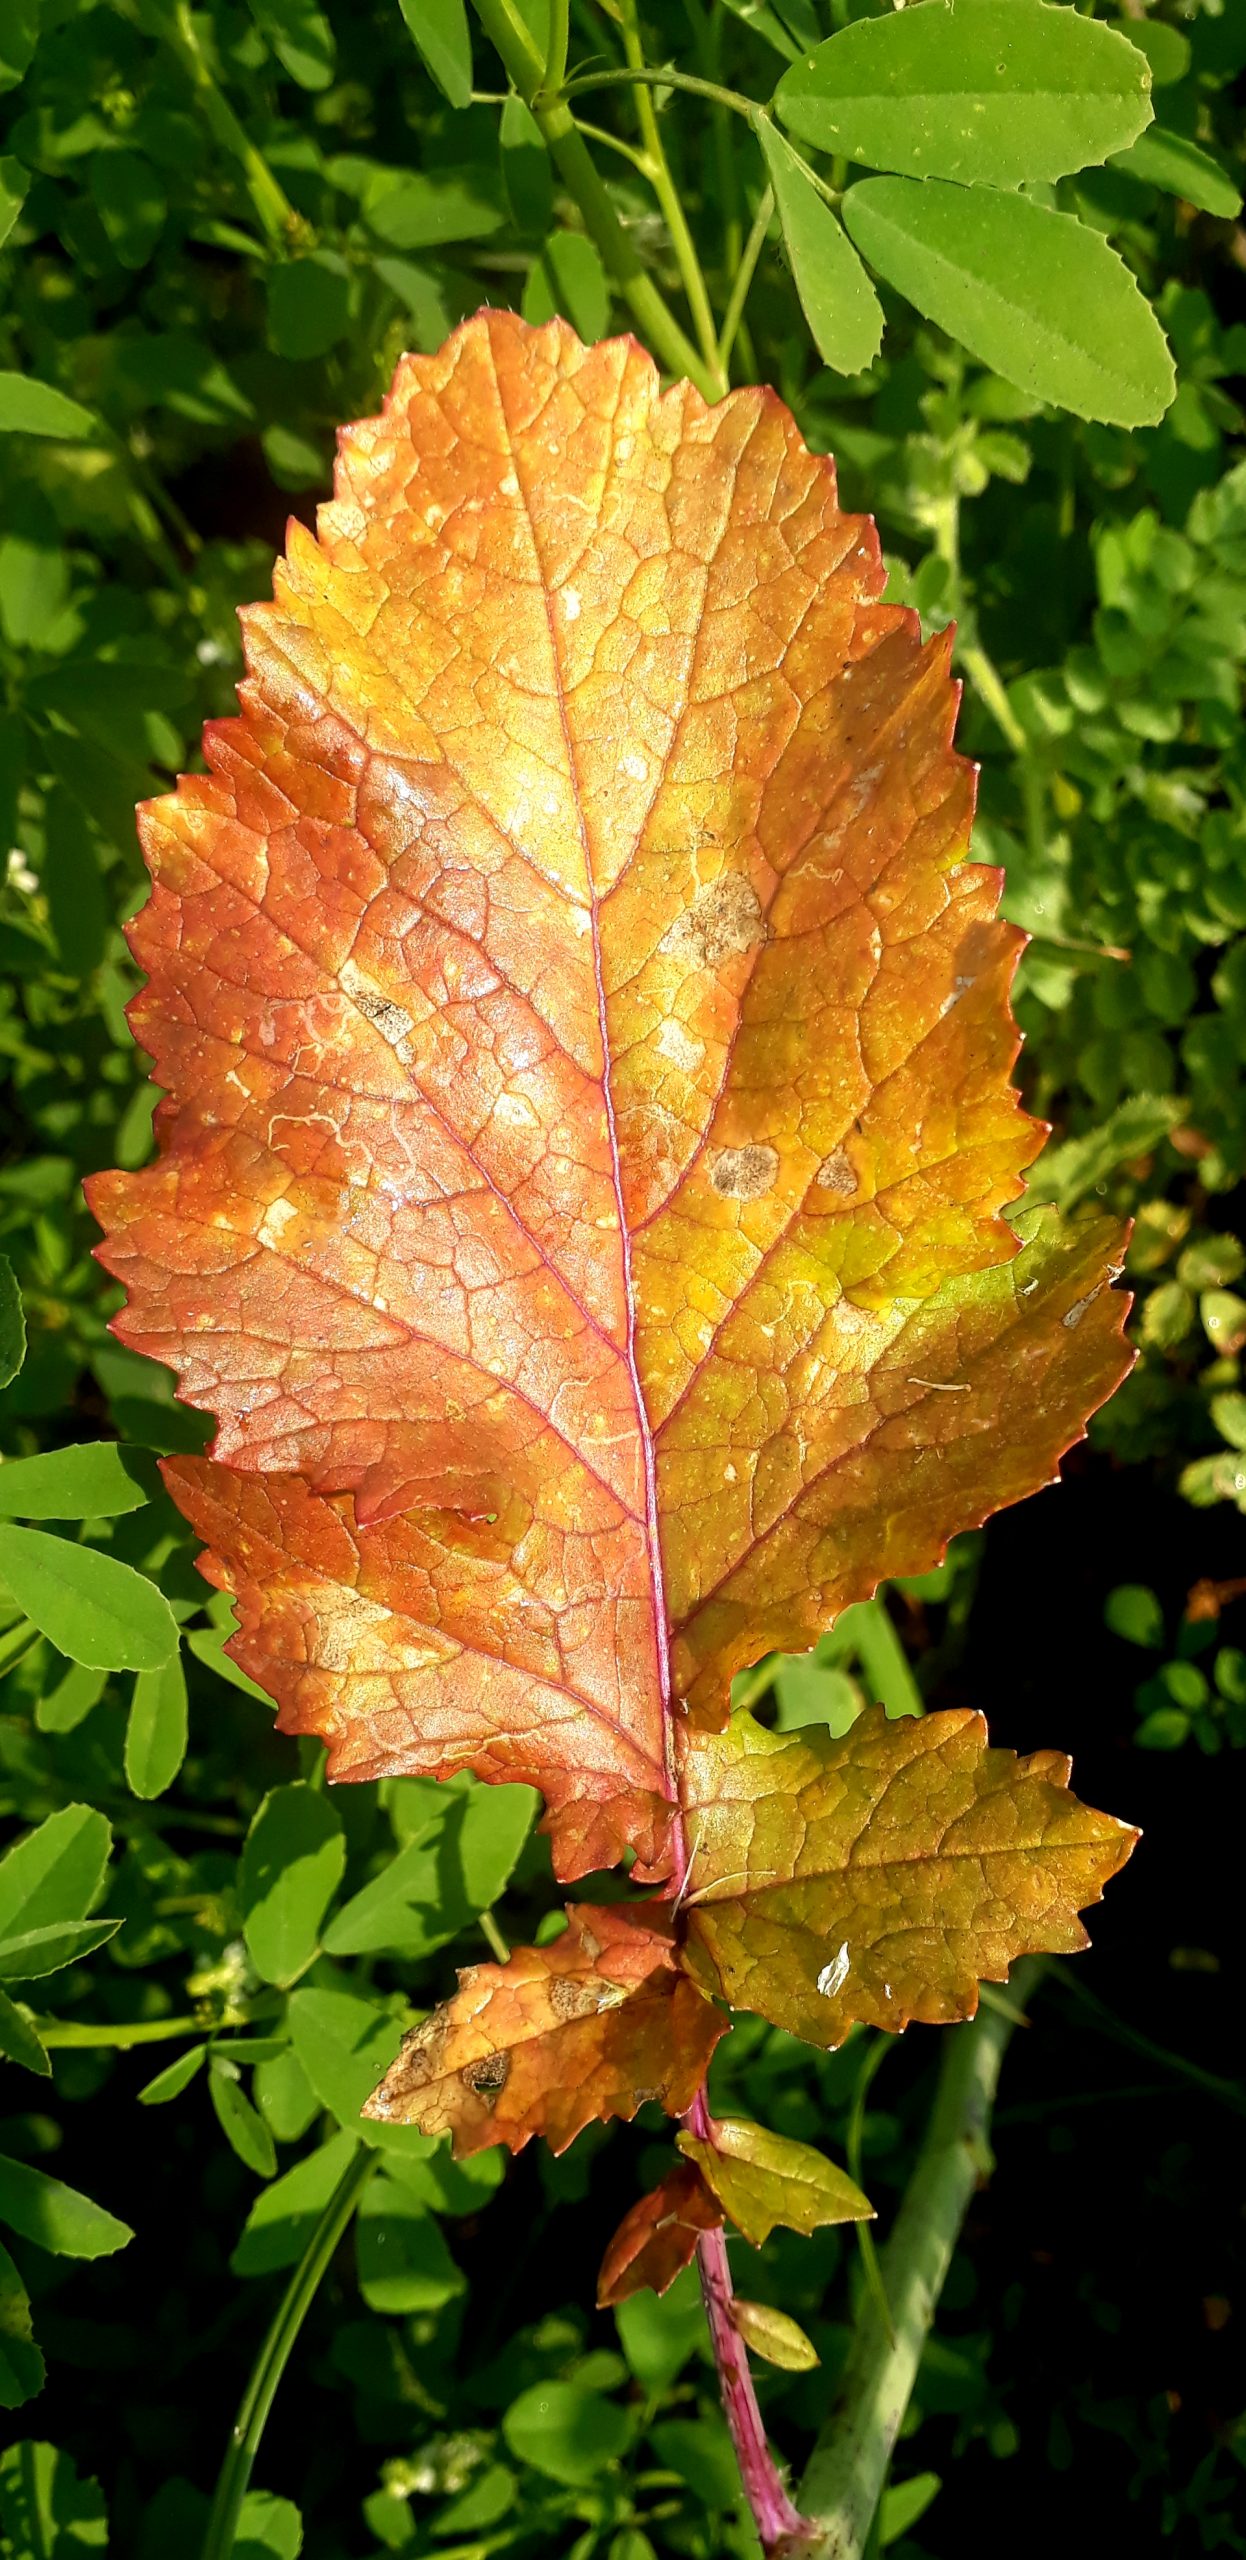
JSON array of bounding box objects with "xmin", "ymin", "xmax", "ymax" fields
[
  {"xmin": 363, "ymin": 1902, "xmax": 726, "ymax": 2156},
  {"xmin": 677, "ymin": 2117, "xmax": 872, "ymax": 2246},
  {"xmin": 679, "ymin": 1705, "xmax": 1138, "ymax": 2047},
  {"xmin": 596, "ymin": 2159, "xmax": 723, "ymax": 2307},
  {"xmin": 88, "ymin": 310, "xmax": 1132, "ymax": 1902}
]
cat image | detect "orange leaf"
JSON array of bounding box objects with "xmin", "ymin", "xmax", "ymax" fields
[
  {"xmin": 597, "ymin": 2159, "xmax": 722, "ymax": 2307},
  {"xmin": 361, "ymin": 1902, "xmax": 726, "ymax": 2156},
  {"xmin": 164, "ymin": 1457, "xmax": 673, "ymax": 1882},
  {"xmin": 87, "ymin": 311, "xmax": 1131, "ymax": 1879},
  {"xmin": 679, "ymin": 1703, "xmax": 1138, "ymax": 2046}
]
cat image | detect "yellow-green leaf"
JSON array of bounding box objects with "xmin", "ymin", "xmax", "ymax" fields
[
  {"xmin": 677, "ymin": 2116, "xmax": 872, "ymax": 2245},
  {"xmin": 731, "ymin": 2296, "xmax": 820, "ymax": 2371}
]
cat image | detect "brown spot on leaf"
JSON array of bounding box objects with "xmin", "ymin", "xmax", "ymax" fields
[
  {"xmin": 711, "ymin": 1144, "xmax": 778, "ymax": 1201},
  {"xmin": 549, "ymin": 1974, "xmax": 604, "ymax": 2022},
  {"xmin": 661, "ymin": 872, "xmax": 767, "ymax": 970},
  {"xmin": 461, "ymin": 2049, "xmax": 511, "ymax": 2098}
]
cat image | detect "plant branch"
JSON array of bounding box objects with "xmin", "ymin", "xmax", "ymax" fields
[
  {"xmin": 33, "ymin": 2011, "xmax": 268, "ymax": 2049},
  {"xmin": 616, "ymin": 0, "xmax": 725, "ymax": 391},
  {"xmin": 794, "ymin": 1960, "xmax": 1043, "ymax": 2560},
  {"xmin": 202, "ymin": 2142, "xmax": 376, "ymax": 2560},
  {"xmin": 958, "ymin": 638, "xmax": 1027, "ymax": 757},
  {"xmin": 845, "ymin": 2034, "xmax": 895, "ymax": 2351},
  {"xmin": 470, "ymin": 0, "xmax": 718, "ymax": 397},
  {"xmin": 543, "ymin": 0, "xmax": 571, "ymax": 94},
  {"xmin": 687, "ymin": 2093, "xmax": 813, "ymax": 2555},
  {"xmin": 562, "ymin": 65, "xmax": 757, "ymax": 119},
  {"xmin": 157, "ymin": 1, "xmax": 306, "ymax": 249}
]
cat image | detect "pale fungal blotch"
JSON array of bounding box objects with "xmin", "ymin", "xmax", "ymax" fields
[
  {"xmin": 659, "ymin": 871, "xmax": 768, "ymax": 970},
  {"xmin": 711, "ymin": 1145, "xmax": 779, "ymax": 1201},
  {"xmin": 655, "ymin": 1018, "xmax": 706, "ymax": 1073},
  {"xmin": 815, "ymin": 1146, "xmax": 857, "ymax": 1197}
]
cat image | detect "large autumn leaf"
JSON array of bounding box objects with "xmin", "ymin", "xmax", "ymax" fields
[{"xmin": 89, "ymin": 309, "xmax": 1130, "ymax": 1882}]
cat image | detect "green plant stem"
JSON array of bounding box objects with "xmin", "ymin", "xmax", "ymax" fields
[
  {"xmin": 958, "ymin": 639, "xmax": 1027, "ymax": 757},
  {"xmin": 543, "ymin": 0, "xmax": 570, "ymax": 93},
  {"xmin": 616, "ymin": 0, "xmax": 725, "ymax": 391},
  {"xmin": 34, "ymin": 2007, "xmax": 272, "ymax": 2048},
  {"xmin": 793, "ymin": 1960, "xmax": 1041, "ymax": 2560},
  {"xmin": 572, "ymin": 117, "xmax": 654, "ymax": 176},
  {"xmin": 1048, "ymin": 1966, "xmax": 1246, "ymax": 2115},
  {"xmin": 718, "ymin": 185, "xmax": 773, "ymax": 373},
  {"xmin": 479, "ymin": 1908, "xmax": 510, "ymax": 1963},
  {"xmin": 562, "ymin": 65, "xmax": 757, "ymax": 120},
  {"xmin": 470, "ymin": 0, "xmax": 717, "ymax": 396},
  {"xmin": 845, "ymin": 2034, "xmax": 895, "ymax": 2350},
  {"xmin": 202, "ymin": 2143, "xmax": 376, "ymax": 2560},
  {"xmin": 158, "ymin": 1, "xmax": 305, "ymax": 249}
]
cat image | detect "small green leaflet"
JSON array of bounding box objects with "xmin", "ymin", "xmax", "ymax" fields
[
  {"xmin": 235, "ymin": 2491, "xmax": 304, "ymax": 2559},
  {"xmin": 1105, "ymin": 1585, "xmax": 1166, "ymax": 1651},
  {"xmin": 266, "ymin": 254, "xmax": 352, "ymax": 362},
  {"xmin": 500, "ymin": 98, "xmax": 553, "ymax": 237},
  {"xmin": 1110, "ymin": 127, "xmax": 1242, "ymax": 221},
  {"xmin": 0, "ymin": 1919, "xmax": 120, "ymax": 1983},
  {"xmin": 246, "ymin": 0, "xmax": 335, "ymax": 91},
  {"xmin": 138, "ymin": 2045, "xmax": 206, "ymax": 2107},
  {"xmin": 0, "ymin": 1524, "xmax": 178, "ymax": 1670},
  {"xmin": 880, "ymin": 2474, "xmax": 942, "ymax": 2545},
  {"xmin": 0, "ymin": 1805, "xmax": 110, "ymax": 1939},
  {"xmin": 0, "ymin": 1442, "xmax": 155, "ymax": 1520},
  {"xmin": 523, "ymin": 233, "xmax": 611, "ymax": 344},
  {"xmin": 356, "ymin": 2176, "xmax": 464, "ymax": 2315},
  {"xmin": 254, "ymin": 2047, "xmax": 318, "ymax": 2145},
  {"xmin": 209, "ymin": 2058, "xmax": 278, "ymax": 2179},
  {"xmin": 0, "ymin": 1992, "xmax": 49, "ymax": 2078},
  {"xmin": 364, "ymin": 167, "xmax": 504, "ymax": 251},
  {"xmin": 231, "ymin": 2129, "xmax": 358, "ymax": 2276},
  {"xmin": 841, "ymin": 180, "xmax": 1175, "ymax": 427},
  {"xmin": 36, "ymin": 1661, "xmax": 106, "ymax": 1736},
  {"xmin": 186, "ymin": 1623, "xmax": 274, "ymax": 1704},
  {"xmin": 720, "ymin": 0, "xmax": 814, "ymax": 66},
  {"xmin": 399, "ymin": 0, "xmax": 472, "ymax": 111},
  {"xmin": 41, "ymin": 784, "xmax": 110, "ymax": 977},
  {"xmin": 755, "ymin": 120, "xmax": 882, "ymax": 377},
  {"xmin": 503, "ymin": 2381, "xmax": 631, "ymax": 2487},
  {"xmin": 0, "ymin": 0, "xmax": 39, "ymax": 95},
  {"xmin": 0, "ymin": 2241, "xmax": 44, "ymax": 2411},
  {"xmin": 0, "ymin": 1257, "xmax": 24, "ymax": 1390},
  {"xmin": 240, "ymin": 1784, "xmax": 346, "ymax": 1987},
  {"xmin": 0, "ymin": 374, "xmax": 96, "ymax": 440},
  {"xmin": 0, "ymin": 159, "xmax": 26, "ymax": 255},
  {"xmin": 1028, "ymin": 1094, "xmax": 1182, "ymax": 1211},
  {"xmin": 0, "ymin": 2154, "xmax": 132, "ymax": 2259},
  {"xmin": 0, "ymin": 2443, "xmax": 109, "ymax": 2556},
  {"xmin": 91, "ymin": 150, "xmax": 167, "ymax": 271},
  {"xmin": 775, "ymin": 0, "xmax": 1152, "ymax": 188},
  {"xmin": 126, "ymin": 1653, "xmax": 189, "ymax": 1799},
  {"xmin": 286, "ymin": 1979, "xmax": 403, "ymax": 2138},
  {"xmin": 322, "ymin": 1783, "xmax": 536, "ymax": 1960}
]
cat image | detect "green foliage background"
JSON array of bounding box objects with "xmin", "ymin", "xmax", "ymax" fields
[{"xmin": 0, "ymin": 4, "xmax": 1244, "ymax": 2556}]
